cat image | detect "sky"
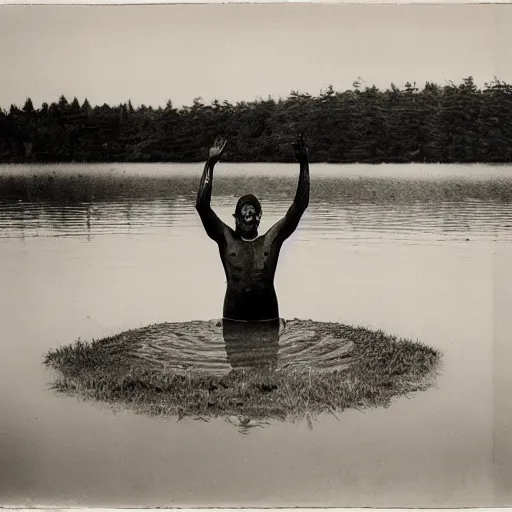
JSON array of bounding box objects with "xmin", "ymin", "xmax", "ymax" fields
[{"xmin": 1, "ymin": 3, "xmax": 512, "ymax": 110}]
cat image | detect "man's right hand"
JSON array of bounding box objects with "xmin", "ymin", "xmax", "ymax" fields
[
  {"xmin": 292, "ymin": 134, "xmax": 308, "ymax": 163},
  {"xmin": 208, "ymin": 137, "xmax": 228, "ymax": 164}
]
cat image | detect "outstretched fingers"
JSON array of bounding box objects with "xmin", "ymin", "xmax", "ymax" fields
[
  {"xmin": 292, "ymin": 133, "xmax": 307, "ymax": 150},
  {"xmin": 209, "ymin": 136, "xmax": 228, "ymax": 161},
  {"xmin": 291, "ymin": 133, "xmax": 308, "ymax": 162},
  {"xmin": 212, "ymin": 136, "xmax": 227, "ymax": 151},
  {"xmin": 294, "ymin": 133, "xmax": 305, "ymax": 147}
]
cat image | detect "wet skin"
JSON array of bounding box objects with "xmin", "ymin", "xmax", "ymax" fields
[
  {"xmin": 196, "ymin": 136, "xmax": 309, "ymax": 322},
  {"xmin": 220, "ymin": 222, "xmax": 283, "ymax": 321}
]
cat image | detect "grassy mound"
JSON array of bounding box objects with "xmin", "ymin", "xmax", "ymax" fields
[{"xmin": 43, "ymin": 320, "xmax": 441, "ymax": 426}]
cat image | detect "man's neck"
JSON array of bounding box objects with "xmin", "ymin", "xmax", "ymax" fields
[{"xmin": 237, "ymin": 230, "xmax": 258, "ymax": 241}]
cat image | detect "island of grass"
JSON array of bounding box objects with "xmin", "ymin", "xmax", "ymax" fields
[{"xmin": 43, "ymin": 319, "xmax": 442, "ymax": 426}]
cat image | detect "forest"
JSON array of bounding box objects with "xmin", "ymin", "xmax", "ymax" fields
[{"xmin": 1, "ymin": 77, "xmax": 512, "ymax": 164}]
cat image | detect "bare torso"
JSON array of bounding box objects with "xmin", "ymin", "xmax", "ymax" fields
[
  {"xmin": 195, "ymin": 135, "xmax": 310, "ymax": 323},
  {"xmin": 219, "ymin": 229, "xmax": 282, "ymax": 321}
]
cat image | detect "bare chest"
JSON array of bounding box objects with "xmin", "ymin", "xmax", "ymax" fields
[{"xmin": 222, "ymin": 236, "xmax": 277, "ymax": 273}]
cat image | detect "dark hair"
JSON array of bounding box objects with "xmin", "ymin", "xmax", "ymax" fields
[{"xmin": 234, "ymin": 194, "xmax": 262, "ymax": 217}]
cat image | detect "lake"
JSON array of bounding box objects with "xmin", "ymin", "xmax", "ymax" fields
[{"xmin": 1, "ymin": 162, "xmax": 511, "ymax": 507}]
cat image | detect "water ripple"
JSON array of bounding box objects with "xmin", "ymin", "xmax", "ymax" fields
[
  {"xmin": 1, "ymin": 194, "xmax": 512, "ymax": 242},
  {"xmin": 105, "ymin": 319, "xmax": 356, "ymax": 376}
]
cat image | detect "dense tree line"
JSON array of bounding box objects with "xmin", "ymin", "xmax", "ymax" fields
[{"xmin": 1, "ymin": 77, "xmax": 512, "ymax": 164}]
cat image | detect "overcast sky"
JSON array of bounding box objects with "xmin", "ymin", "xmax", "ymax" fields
[{"xmin": 1, "ymin": 3, "xmax": 512, "ymax": 109}]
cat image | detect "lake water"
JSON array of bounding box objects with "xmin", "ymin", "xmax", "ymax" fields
[{"xmin": 1, "ymin": 162, "xmax": 511, "ymax": 507}]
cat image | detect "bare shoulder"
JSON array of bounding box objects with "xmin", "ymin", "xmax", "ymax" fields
[
  {"xmin": 218, "ymin": 223, "xmax": 237, "ymax": 246},
  {"xmin": 263, "ymin": 217, "xmax": 287, "ymax": 246}
]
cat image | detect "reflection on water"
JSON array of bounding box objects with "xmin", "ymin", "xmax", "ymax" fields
[
  {"xmin": 223, "ymin": 319, "xmax": 281, "ymax": 370},
  {"xmin": 121, "ymin": 319, "xmax": 354, "ymax": 374},
  {"xmin": 1, "ymin": 198, "xmax": 512, "ymax": 243},
  {"xmin": 1, "ymin": 163, "xmax": 512, "ymax": 243}
]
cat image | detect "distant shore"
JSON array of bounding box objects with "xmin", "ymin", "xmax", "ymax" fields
[
  {"xmin": 2, "ymin": 165, "xmax": 512, "ymax": 203},
  {"xmin": 4, "ymin": 158, "xmax": 512, "ymax": 165},
  {"xmin": 3, "ymin": 78, "xmax": 512, "ymax": 165}
]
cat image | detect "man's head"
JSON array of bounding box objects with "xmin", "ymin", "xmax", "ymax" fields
[{"xmin": 233, "ymin": 194, "xmax": 262, "ymax": 239}]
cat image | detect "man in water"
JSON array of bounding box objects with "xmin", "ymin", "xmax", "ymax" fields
[{"xmin": 196, "ymin": 134, "xmax": 310, "ymax": 363}]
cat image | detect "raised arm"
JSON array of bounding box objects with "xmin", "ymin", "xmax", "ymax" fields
[
  {"xmin": 195, "ymin": 137, "xmax": 229, "ymax": 243},
  {"xmin": 267, "ymin": 134, "xmax": 310, "ymax": 243}
]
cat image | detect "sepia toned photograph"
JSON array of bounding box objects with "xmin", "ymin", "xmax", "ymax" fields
[{"xmin": 1, "ymin": 2, "xmax": 511, "ymax": 508}]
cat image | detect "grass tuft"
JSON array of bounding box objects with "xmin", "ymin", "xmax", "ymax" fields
[{"xmin": 44, "ymin": 320, "xmax": 442, "ymax": 426}]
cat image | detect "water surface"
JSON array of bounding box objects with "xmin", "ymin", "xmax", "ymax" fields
[{"xmin": 1, "ymin": 163, "xmax": 511, "ymax": 507}]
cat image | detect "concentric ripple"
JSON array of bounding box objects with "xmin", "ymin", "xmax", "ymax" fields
[
  {"xmin": 44, "ymin": 318, "xmax": 441, "ymax": 422},
  {"xmin": 100, "ymin": 319, "xmax": 355, "ymax": 375}
]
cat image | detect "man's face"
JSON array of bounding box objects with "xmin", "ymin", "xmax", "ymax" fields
[{"xmin": 237, "ymin": 203, "xmax": 261, "ymax": 234}]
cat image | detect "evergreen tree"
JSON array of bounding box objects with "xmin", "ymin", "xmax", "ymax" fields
[
  {"xmin": 1, "ymin": 80, "xmax": 512, "ymax": 163},
  {"xmin": 23, "ymin": 98, "xmax": 35, "ymax": 114}
]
